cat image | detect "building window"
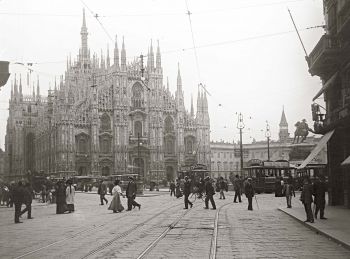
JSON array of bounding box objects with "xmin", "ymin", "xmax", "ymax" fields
[
  {"xmin": 164, "ymin": 116, "xmax": 174, "ymax": 133},
  {"xmin": 134, "ymin": 121, "xmax": 142, "ymax": 137},
  {"xmin": 165, "ymin": 138, "xmax": 175, "ymax": 154},
  {"xmin": 100, "ymin": 113, "xmax": 111, "ymax": 131},
  {"xmin": 218, "ymin": 152, "xmax": 220, "ymax": 158},
  {"xmin": 77, "ymin": 136, "xmax": 88, "ymax": 153},
  {"xmin": 100, "ymin": 137, "xmax": 111, "ymax": 153},
  {"xmin": 132, "ymin": 83, "xmax": 144, "ymax": 108}
]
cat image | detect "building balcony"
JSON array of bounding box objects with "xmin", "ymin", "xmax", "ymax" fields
[{"xmin": 308, "ymin": 35, "xmax": 340, "ymax": 76}]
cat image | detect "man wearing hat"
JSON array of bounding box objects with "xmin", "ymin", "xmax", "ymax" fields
[
  {"xmin": 126, "ymin": 177, "xmax": 141, "ymax": 211},
  {"xmin": 183, "ymin": 176, "xmax": 193, "ymax": 209},
  {"xmin": 245, "ymin": 178, "xmax": 255, "ymax": 211},
  {"xmin": 204, "ymin": 176, "xmax": 216, "ymax": 210}
]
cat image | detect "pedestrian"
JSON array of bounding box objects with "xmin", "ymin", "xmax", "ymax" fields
[
  {"xmin": 233, "ymin": 175, "xmax": 242, "ymax": 203},
  {"xmin": 20, "ymin": 183, "xmax": 34, "ymax": 219},
  {"xmin": 204, "ymin": 176, "xmax": 216, "ymax": 210},
  {"xmin": 65, "ymin": 179, "xmax": 75, "ymax": 213},
  {"xmin": 126, "ymin": 177, "xmax": 141, "ymax": 211},
  {"xmin": 313, "ymin": 175, "xmax": 327, "ymax": 219},
  {"xmin": 13, "ymin": 181, "xmax": 24, "ymax": 223},
  {"xmin": 175, "ymin": 180, "xmax": 182, "ymax": 198},
  {"xmin": 183, "ymin": 176, "xmax": 193, "ymax": 209},
  {"xmin": 2, "ymin": 185, "xmax": 9, "ymax": 206},
  {"xmin": 169, "ymin": 181, "xmax": 176, "ymax": 197},
  {"xmin": 8, "ymin": 182, "xmax": 14, "ymax": 208},
  {"xmin": 56, "ymin": 180, "xmax": 66, "ymax": 214},
  {"xmin": 245, "ymin": 178, "xmax": 255, "ymax": 211},
  {"xmin": 219, "ymin": 177, "xmax": 226, "ymax": 200},
  {"xmin": 300, "ymin": 177, "xmax": 314, "ymax": 223},
  {"xmin": 41, "ymin": 184, "xmax": 47, "ymax": 203},
  {"xmin": 98, "ymin": 179, "xmax": 108, "ymax": 205},
  {"xmin": 282, "ymin": 177, "xmax": 295, "ymax": 208},
  {"xmin": 108, "ymin": 180, "xmax": 125, "ymax": 213}
]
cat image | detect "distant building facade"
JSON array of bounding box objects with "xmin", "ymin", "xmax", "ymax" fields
[
  {"xmin": 0, "ymin": 148, "xmax": 5, "ymax": 181},
  {"xmin": 210, "ymin": 109, "xmax": 327, "ymax": 179},
  {"xmin": 5, "ymin": 10, "xmax": 211, "ymax": 182},
  {"xmin": 307, "ymin": 0, "xmax": 350, "ymax": 207}
]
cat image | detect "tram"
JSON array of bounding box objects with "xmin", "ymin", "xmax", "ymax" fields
[
  {"xmin": 243, "ymin": 159, "xmax": 296, "ymax": 194},
  {"xmin": 295, "ymin": 163, "xmax": 327, "ymax": 190},
  {"xmin": 104, "ymin": 173, "xmax": 143, "ymax": 195}
]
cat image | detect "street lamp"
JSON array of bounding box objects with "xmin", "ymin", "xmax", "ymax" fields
[
  {"xmin": 265, "ymin": 121, "xmax": 271, "ymax": 161},
  {"xmin": 236, "ymin": 113, "xmax": 245, "ymax": 172}
]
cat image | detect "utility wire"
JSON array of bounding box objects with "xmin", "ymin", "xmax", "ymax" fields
[{"xmin": 80, "ymin": 0, "xmax": 114, "ymax": 42}]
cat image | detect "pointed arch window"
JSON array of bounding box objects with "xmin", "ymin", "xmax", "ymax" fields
[
  {"xmin": 134, "ymin": 121, "xmax": 143, "ymax": 137},
  {"xmin": 164, "ymin": 116, "xmax": 174, "ymax": 133},
  {"xmin": 100, "ymin": 113, "xmax": 111, "ymax": 131},
  {"xmin": 132, "ymin": 83, "xmax": 144, "ymax": 109}
]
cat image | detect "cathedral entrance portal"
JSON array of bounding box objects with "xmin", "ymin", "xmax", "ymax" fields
[
  {"xmin": 25, "ymin": 133, "xmax": 35, "ymax": 173},
  {"xmin": 102, "ymin": 166, "xmax": 110, "ymax": 176},
  {"xmin": 78, "ymin": 166, "xmax": 87, "ymax": 176},
  {"xmin": 166, "ymin": 166, "xmax": 174, "ymax": 181}
]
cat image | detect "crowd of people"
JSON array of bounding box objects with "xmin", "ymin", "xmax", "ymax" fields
[{"xmin": 1, "ymin": 173, "xmax": 329, "ymax": 224}]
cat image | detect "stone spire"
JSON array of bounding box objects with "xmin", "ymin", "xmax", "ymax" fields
[
  {"xmin": 10, "ymin": 80, "xmax": 13, "ymax": 99},
  {"xmin": 14, "ymin": 74, "xmax": 18, "ymax": 100},
  {"xmin": 80, "ymin": 9, "xmax": 89, "ymax": 64},
  {"xmin": 32, "ymin": 81, "xmax": 35, "ymax": 100},
  {"xmin": 19, "ymin": 74, "xmax": 23, "ymax": 101},
  {"xmin": 190, "ymin": 94, "xmax": 194, "ymax": 117},
  {"xmin": 279, "ymin": 106, "xmax": 289, "ymax": 142},
  {"xmin": 36, "ymin": 76, "xmax": 40, "ymax": 101},
  {"xmin": 148, "ymin": 40, "xmax": 154, "ymax": 72},
  {"xmin": 100, "ymin": 49, "xmax": 105, "ymax": 69},
  {"xmin": 121, "ymin": 36, "xmax": 126, "ymax": 71},
  {"xmin": 114, "ymin": 35, "xmax": 119, "ymax": 69},
  {"xmin": 167, "ymin": 76, "xmax": 169, "ymax": 92},
  {"xmin": 156, "ymin": 40, "xmax": 161, "ymax": 72},
  {"xmin": 106, "ymin": 45, "xmax": 110, "ymax": 68},
  {"xmin": 279, "ymin": 106, "xmax": 288, "ymax": 126},
  {"xmin": 177, "ymin": 62, "xmax": 182, "ymax": 92}
]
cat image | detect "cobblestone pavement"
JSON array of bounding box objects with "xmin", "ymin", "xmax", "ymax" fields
[{"xmin": 0, "ymin": 191, "xmax": 349, "ymax": 259}]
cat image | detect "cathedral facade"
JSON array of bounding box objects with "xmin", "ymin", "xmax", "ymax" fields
[{"xmin": 5, "ymin": 11, "xmax": 211, "ymax": 182}]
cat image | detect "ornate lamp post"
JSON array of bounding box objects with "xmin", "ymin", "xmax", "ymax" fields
[
  {"xmin": 236, "ymin": 113, "xmax": 245, "ymax": 172},
  {"xmin": 265, "ymin": 121, "xmax": 271, "ymax": 161}
]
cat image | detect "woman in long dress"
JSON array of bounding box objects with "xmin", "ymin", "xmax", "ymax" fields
[
  {"xmin": 108, "ymin": 180, "xmax": 124, "ymax": 213},
  {"xmin": 65, "ymin": 179, "xmax": 75, "ymax": 213},
  {"xmin": 56, "ymin": 181, "xmax": 66, "ymax": 214}
]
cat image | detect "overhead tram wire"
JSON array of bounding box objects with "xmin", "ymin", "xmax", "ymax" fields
[{"xmin": 80, "ymin": 0, "xmax": 114, "ymax": 42}]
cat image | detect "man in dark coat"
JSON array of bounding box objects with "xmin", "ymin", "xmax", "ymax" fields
[
  {"xmin": 20, "ymin": 183, "xmax": 34, "ymax": 219},
  {"xmin": 126, "ymin": 177, "xmax": 140, "ymax": 211},
  {"xmin": 219, "ymin": 177, "xmax": 226, "ymax": 200},
  {"xmin": 97, "ymin": 180, "xmax": 108, "ymax": 205},
  {"xmin": 300, "ymin": 177, "xmax": 314, "ymax": 223},
  {"xmin": 204, "ymin": 177, "xmax": 216, "ymax": 210},
  {"xmin": 183, "ymin": 176, "xmax": 193, "ymax": 209},
  {"xmin": 233, "ymin": 175, "xmax": 242, "ymax": 203},
  {"xmin": 169, "ymin": 181, "xmax": 176, "ymax": 197},
  {"xmin": 313, "ymin": 176, "xmax": 327, "ymax": 219},
  {"xmin": 245, "ymin": 178, "xmax": 255, "ymax": 210},
  {"xmin": 13, "ymin": 181, "xmax": 24, "ymax": 223}
]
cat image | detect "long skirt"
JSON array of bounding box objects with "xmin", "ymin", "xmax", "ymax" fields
[
  {"xmin": 108, "ymin": 192, "xmax": 124, "ymax": 212},
  {"xmin": 56, "ymin": 202, "xmax": 67, "ymax": 214}
]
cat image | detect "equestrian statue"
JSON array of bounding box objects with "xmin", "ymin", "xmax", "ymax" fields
[{"xmin": 293, "ymin": 119, "xmax": 314, "ymax": 144}]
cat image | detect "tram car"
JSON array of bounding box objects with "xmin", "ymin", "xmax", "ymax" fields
[{"xmin": 177, "ymin": 164, "xmax": 209, "ymax": 191}]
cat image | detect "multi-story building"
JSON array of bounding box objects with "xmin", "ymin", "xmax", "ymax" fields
[
  {"xmin": 210, "ymin": 109, "xmax": 327, "ymax": 179},
  {"xmin": 307, "ymin": 0, "xmax": 350, "ymax": 207},
  {"xmin": 5, "ymin": 10, "xmax": 211, "ymax": 183}
]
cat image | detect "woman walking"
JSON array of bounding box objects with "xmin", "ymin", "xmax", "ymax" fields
[
  {"xmin": 65, "ymin": 179, "xmax": 75, "ymax": 213},
  {"xmin": 108, "ymin": 180, "xmax": 125, "ymax": 213},
  {"xmin": 56, "ymin": 181, "xmax": 66, "ymax": 214}
]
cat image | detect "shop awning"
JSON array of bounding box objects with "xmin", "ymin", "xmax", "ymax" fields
[
  {"xmin": 297, "ymin": 129, "xmax": 335, "ymax": 169},
  {"xmin": 313, "ymin": 72, "xmax": 338, "ymax": 101},
  {"xmin": 341, "ymin": 155, "xmax": 350, "ymax": 166}
]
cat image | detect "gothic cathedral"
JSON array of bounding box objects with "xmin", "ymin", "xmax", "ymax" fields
[{"xmin": 5, "ymin": 10, "xmax": 211, "ymax": 182}]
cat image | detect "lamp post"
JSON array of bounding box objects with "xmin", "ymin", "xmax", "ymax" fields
[
  {"xmin": 236, "ymin": 113, "xmax": 245, "ymax": 172},
  {"xmin": 265, "ymin": 121, "xmax": 271, "ymax": 161}
]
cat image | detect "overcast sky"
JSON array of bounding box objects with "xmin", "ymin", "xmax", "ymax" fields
[{"xmin": 0, "ymin": 0, "xmax": 325, "ymax": 148}]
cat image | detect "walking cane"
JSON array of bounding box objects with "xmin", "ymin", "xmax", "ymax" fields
[{"xmin": 254, "ymin": 195, "xmax": 259, "ymax": 210}]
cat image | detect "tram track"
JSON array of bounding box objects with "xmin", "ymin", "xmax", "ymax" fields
[
  {"xmin": 14, "ymin": 200, "xmax": 182, "ymax": 259},
  {"xmin": 80, "ymin": 201, "xmax": 184, "ymax": 259},
  {"xmin": 136, "ymin": 201, "xmax": 232, "ymax": 259},
  {"xmin": 209, "ymin": 202, "xmax": 231, "ymax": 259}
]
